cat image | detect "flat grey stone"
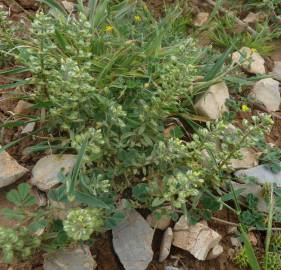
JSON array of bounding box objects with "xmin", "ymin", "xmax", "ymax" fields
[
  {"xmin": 235, "ymin": 163, "xmax": 281, "ymax": 187},
  {"xmin": 0, "ymin": 149, "xmax": 28, "ymax": 188},
  {"xmin": 159, "ymin": 227, "xmax": 173, "ymax": 262},
  {"xmin": 44, "ymin": 246, "xmax": 97, "ymax": 270},
  {"xmin": 30, "ymin": 154, "xmax": 76, "ymax": 191},
  {"xmin": 112, "ymin": 208, "xmax": 154, "ymax": 270}
]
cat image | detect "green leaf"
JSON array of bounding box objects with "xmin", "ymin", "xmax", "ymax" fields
[
  {"xmin": 2, "ymin": 208, "xmax": 25, "ymax": 220},
  {"xmin": 151, "ymin": 198, "xmax": 165, "ymax": 208},
  {"xmin": 204, "ymin": 46, "xmax": 233, "ymax": 81},
  {"xmin": 240, "ymin": 226, "xmax": 261, "ymax": 270},
  {"xmin": 202, "ymin": 194, "xmax": 221, "ymax": 212},
  {"xmin": 0, "ymin": 79, "xmax": 29, "ymax": 90},
  {"xmin": 28, "ymin": 219, "xmax": 48, "ymax": 233},
  {"xmin": 48, "ymin": 186, "xmax": 68, "ymax": 202},
  {"xmin": 18, "ymin": 183, "xmax": 30, "ymax": 200},
  {"xmin": 6, "ymin": 190, "xmax": 21, "ymax": 206},
  {"xmin": 75, "ymin": 192, "xmax": 111, "ymax": 209},
  {"xmin": 24, "ymin": 195, "xmax": 36, "ymax": 206},
  {"xmin": 0, "ymin": 66, "xmax": 29, "ymax": 75},
  {"xmin": 105, "ymin": 211, "xmax": 125, "ymax": 229},
  {"xmin": 39, "ymin": 0, "xmax": 68, "ymax": 16}
]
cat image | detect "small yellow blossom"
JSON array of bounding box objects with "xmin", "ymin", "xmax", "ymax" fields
[
  {"xmin": 144, "ymin": 83, "xmax": 149, "ymax": 88},
  {"xmin": 241, "ymin": 104, "xmax": 250, "ymax": 112},
  {"xmin": 105, "ymin": 25, "xmax": 113, "ymax": 33},
  {"xmin": 251, "ymin": 48, "xmax": 257, "ymax": 53},
  {"xmin": 134, "ymin": 15, "xmax": 141, "ymax": 22}
]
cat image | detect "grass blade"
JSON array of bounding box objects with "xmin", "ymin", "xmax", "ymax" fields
[
  {"xmin": 39, "ymin": 0, "xmax": 68, "ymax": 16},
  {"xmin": 204, "ymin": 46, "xmax": 233, "ymax": 81},
  {"xmin": 264, "ymin": 184, "xmax": 274, "ymax": 269},
  {"xmin": 0, "ymin": 79, "xmax": 29, "ymax": 90},
  {"xmin": 0, "ymin": 67, "xmax": 29, "ymax": 75}
]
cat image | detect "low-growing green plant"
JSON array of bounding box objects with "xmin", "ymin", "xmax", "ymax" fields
[
  {"xmin": 208, "ymin": 14, "xmax": 281, "ymax": 55},
  {"xmin": 233, "ymin": 247, "xmax": 249, "ymax": 268},
  {"xmin": 1, "ymin": 0, "xmax": 281, "ymax": 266},
  {"xmin": 0, "ymin": 183, "xmax": 59, "ymax": 263}
]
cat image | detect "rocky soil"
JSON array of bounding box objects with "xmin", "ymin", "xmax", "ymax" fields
[{"xmin": 0, "ymin": 1, "xmax": 281, "ymax": 270}]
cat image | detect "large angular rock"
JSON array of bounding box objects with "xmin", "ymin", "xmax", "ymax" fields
[
  {"xmin": 0, "ymin": 149, "xmax": 28, "ymax": 188},
  {"xmin": 232, "ymin": 47, "xmax": 265, "ymax": 74},
  {"xmin": 159, "ymin": 227, "xmax": 173, "ymax": 262},
  {"xmin": 172, "ymin": 216, "xmax": 221, "ymax": 260},
  {"xmin": 250, "ymin": 78, "xmax": 280, "ymax": 112},
  {"xmin": 112, "ymin": 208, "xmax": 154, "ymax": 270},
  {"xmin": 44, "ymin": 246, "xmax": 97, "ymax": 270},
  {"xmin": 30, "ymin": 155, "xmax": 76, "ymax": 191},
  {"xmin": 271, "ymin": 61, "xmax": 281, "ymax": 81},
  {"xmin": 230, "ymin": 148, "xmax": 258, "ymax": 169},
  {"xmin": 235, "ymin": 163, "xmax": 281, "ymax": 187},
  {"xmin": 194, "ymin": 82, "xmax": 229, "ymax": 120}
]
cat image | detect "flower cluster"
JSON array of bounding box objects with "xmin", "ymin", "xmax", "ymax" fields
[
  {"xmin": 63, "ymin": 208, "xmax": 104, "ymax": 241},
  {"xmin": 0, "ymin": 227, "xmax": 41, "ymax": 263}
]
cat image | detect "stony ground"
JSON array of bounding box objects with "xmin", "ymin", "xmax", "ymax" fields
[{"xmin": 0, "ymin": 1, "xmax": 281, "ymax": 270}]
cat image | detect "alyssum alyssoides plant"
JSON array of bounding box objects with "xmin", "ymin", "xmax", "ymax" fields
[{"xmin": 0, "ymin": 0, "xmax": 276, "ymax": 262}]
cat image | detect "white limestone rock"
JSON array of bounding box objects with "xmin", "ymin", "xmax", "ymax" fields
[
  {"xmin": 194, "ymin": 12, "xmax": 209, "ymax": 26},
  {"xmin": 250, "ymin": 78, "xmax": 280, "ymax": 112},
  {"xmin": 206, "ymin": 244, "xmax": 223, "ymax": 260},
  {"xmin": 30, "ymin": 155, "xmax": 76, "ymax": 191},
  {"xmin": 232, "ymin": 47, "xmax": 265, "ymax": 74},
  {"xmin": 21, "ymin": 122, "xmax": 35, "ymax": 134},
  {"xmin": 230, "ymin": 237, "xmax": 241, "ymax": 248},
  {"xmin": 14, "ymin": 100, "xmax": 34, "ymax": 114},
  {"xmin": 62, "ymin": 1, "xmax": 74, "ymax": 13},
  {"xmin": 112, "ymin": 208, "xmax": 154, "ymax": 270},
  {"xmin": 0, "ymin": 149, "xmax": 28, "ymax": 188},
  {"xmin": 243, "ymin": 12, "xmax": 263, "ymax": 24},
  {"xmin": 194, "ymin": 82, "xmax": 229, "ymax": 120},
  {"xmin": 172, "ymin": 216, "xmax": 221, "ymax": 260},
  {"xmin": 230, "ymin": 148, "xmax": 258, "ymax": 169}
]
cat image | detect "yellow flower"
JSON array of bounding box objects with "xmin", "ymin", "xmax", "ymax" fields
[
  {"xmin": 144, "ymin": 83, "xmax": 149, "ymax": 88},
  {"xmin": 241, "ymin": 104, "xmax": 250, "ymax": 112},
  {"xmin": 134, "ymin": 15, "xmax": 141, "ymax": 22},
  {"xmin": 105, "ymin": 25, "xmax": 113, "ymax": 33},
  {"xmin": 251, "ymin": 48, "xmax": 257, "ymax": 53}
]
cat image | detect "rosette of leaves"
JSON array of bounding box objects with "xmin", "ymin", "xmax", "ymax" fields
[{"xmin": 0, "ymin": 183, "xmax": 71, "ymax": 263}]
